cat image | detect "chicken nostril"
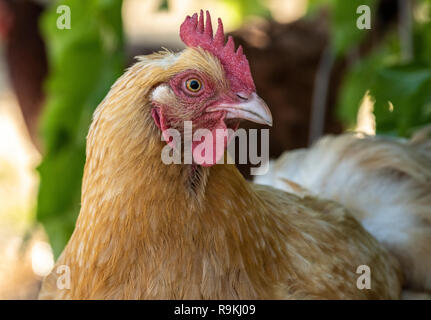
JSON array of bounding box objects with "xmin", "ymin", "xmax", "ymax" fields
[{"xmin": 236, "ymin": 93, "xmax": 248, "ymax": 101}]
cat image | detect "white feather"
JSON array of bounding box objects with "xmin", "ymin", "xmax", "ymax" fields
[{"xmin": 254, "ymin": 133, "xmax": 431, "ymax": 291}]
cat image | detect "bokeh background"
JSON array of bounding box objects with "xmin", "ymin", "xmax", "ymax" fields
[{"xmin": 0, "ymin": 0, "xmax": 430, "ymax": 299}]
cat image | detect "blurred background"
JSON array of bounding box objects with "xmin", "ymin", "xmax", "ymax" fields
[{"xmin": 0, "ymin": 0, "xmax": 430, "ymax": 299}]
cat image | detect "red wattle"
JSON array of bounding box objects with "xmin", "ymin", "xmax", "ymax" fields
[{"xmin": 191, "ymin": 117, "xmax": 231, "ymax": 167}]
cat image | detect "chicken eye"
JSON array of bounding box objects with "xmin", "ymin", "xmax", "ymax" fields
[{"xmin": 185, "ymin": 79, "xmax": 202, "ymax": 92}]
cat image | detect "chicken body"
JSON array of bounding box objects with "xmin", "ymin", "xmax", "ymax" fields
[
  {"xmin": 255, "ymin": 133, "xmax": 431, "ymax": 292},
  {"xmin": 39, "ymin": 46, "xmax": 402, "ymax": 299}
]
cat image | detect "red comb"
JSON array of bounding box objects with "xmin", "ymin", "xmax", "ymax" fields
[{"xmin": 180, "ymin": 10, "xmax": 255, "ymax": 94}]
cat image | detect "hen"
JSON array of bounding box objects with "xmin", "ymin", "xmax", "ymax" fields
[
  {"xmin": 39, "ymin": 11, "xmax": 401, "ymax": 299},
  {"xmin": 255, "ymin": 131, "xmax": 431, "ymax": 292}
]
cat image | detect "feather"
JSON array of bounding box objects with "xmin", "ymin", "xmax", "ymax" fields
[{"xmin": 255, "ymin": 133, "xmax": 431, "ymax": 291}]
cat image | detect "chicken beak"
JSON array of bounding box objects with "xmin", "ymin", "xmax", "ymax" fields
[{"xmin": 207, "ymin": 93, "xmax": 273, "ymax": 126}]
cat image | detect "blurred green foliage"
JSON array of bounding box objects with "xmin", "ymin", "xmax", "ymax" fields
[
  {"xmin": 37, "ymin": 0, "xmax": 124, "ymax": 258},
  {"xmin": 221, "ymin": 0, "xmax": 271, "ymax": 26},
  {"xmin": 158, "ymin": 0, "xmax": 169, "ymax": 11},
  {"xmin": 309, "ymin": 0, "xmax": 378, "ymax": 56},
  {"xmin": 323, "ymin": 0, "xmax": 431, "ymax": 137}
]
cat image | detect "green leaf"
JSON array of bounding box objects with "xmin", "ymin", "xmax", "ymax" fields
[
  {"xmin": 336, "ymin": 1, "xmax": 431, "ymax": 138},
  {"xmin": 371, "ymin": 63, "xmax": 431, "ymax": 137},
  {"xmin": 37, "ymin": 0, "xmax": 124, "ymax": 258}
]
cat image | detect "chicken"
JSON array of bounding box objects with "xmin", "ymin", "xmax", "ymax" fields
[
  {"xmin": 39, "ymin": 11, "xmax": 402, "ymax": 299},
  {"xmin": 254, "ymin": 131, "xmax": 431, "ymax": 292}
]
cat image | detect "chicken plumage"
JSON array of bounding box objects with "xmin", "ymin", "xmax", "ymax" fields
[
  {"xmin": 39, "ymin": 11, "xmax": 402, "ymax": 299},
  {"xmin": 255, "ymin": 132, "xmax": 431, "ymax": 292}
]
